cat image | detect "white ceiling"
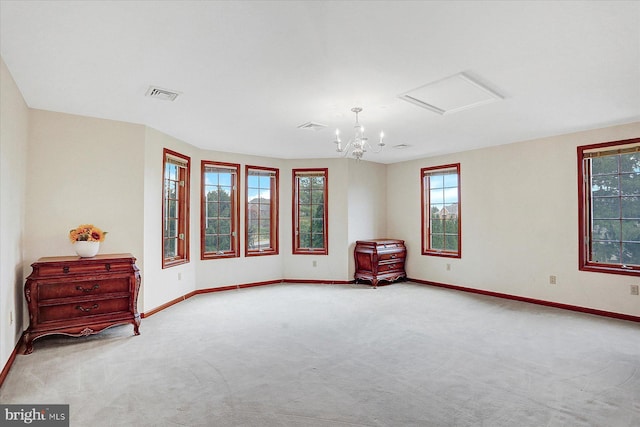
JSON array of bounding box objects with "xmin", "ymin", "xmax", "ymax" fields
[{"xmin": 1, "ymin": 1, "xmax": 639, "ymax": 164}]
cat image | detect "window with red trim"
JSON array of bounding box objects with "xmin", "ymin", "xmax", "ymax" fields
[
  {"xmin": 162, "ymin": 149, "xmax": 190, "ymax": 268},
  {"xmin": 201, "ymin": 161, "xmax": 240, "ymax": 259},
  {"xmin": 578, "ymin": 138, "xmax": 640, "ymax": 276},
  {"xmin": 246, "ymin": 165, "xmax": 279, "ymax": 256},
  {"xmin": 293, "ymin": 168, "xmax": 328, "ymax": 255},
  {"xmin": 421, "ymin": 164, "xmax": 461, "ymax": 258}
]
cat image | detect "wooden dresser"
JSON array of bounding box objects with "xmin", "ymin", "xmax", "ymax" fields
[
  {"xmin": 354, "ymin": 239, "xmax": 406, "ymax": 287},
  {"xmin": 24, "ymin": 253, "xmax": 141, "ymax": 354}
]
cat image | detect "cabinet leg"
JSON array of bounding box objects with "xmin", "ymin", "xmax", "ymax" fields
[
  {"xmin": 133, "ymin": 316, "xmax": 141, "ymax": 336},
  {"xmin": 24, "ymin": 335, "xmax": 33, "ymax": 355}
]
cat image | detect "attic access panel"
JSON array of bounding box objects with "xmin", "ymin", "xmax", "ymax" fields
[{"xmin": 398, "ymin": 72, "xmax": 502, "ymax": 115}]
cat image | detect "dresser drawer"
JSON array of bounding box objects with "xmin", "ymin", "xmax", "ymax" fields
[
  {"xmin": 37, "ymin": 261, "xmax": 131, "ymax": 277},
  {"xmin": 378, "ymin": 262, "xmax": 404, "ymax": 273},
  {"xmin": 378, "ymin": 251, "xmax": 405, "ymax": 261},
  {"xmin": 38, "ymin": 296, "xmax": 130, "ymax": 323},
  {"xmin": 38, "ymin": 278, "xmax": 129, "ymax": 300}
]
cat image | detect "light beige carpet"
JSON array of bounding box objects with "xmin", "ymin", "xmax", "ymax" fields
[{"xmin": 1, "ymin": 282, "xmax": 639, "ymax": 426}]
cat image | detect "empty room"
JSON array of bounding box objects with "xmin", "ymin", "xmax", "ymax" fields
[{"xmin": 1, "ymin": 1, "xmax": 639, "ymax": 426}]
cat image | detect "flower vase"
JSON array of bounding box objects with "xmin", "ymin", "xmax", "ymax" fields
[{"xmin": 74, "ymin": 241, "xmax": 100, "ymax": 257}]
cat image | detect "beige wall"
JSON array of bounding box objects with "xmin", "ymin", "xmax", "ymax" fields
[
  {"xmin": 0, "ymin": 58, "xmax": 28, "ymax": 369},
  {"xmin": 347, "ymin": 160, "xmax": 387, "ymax": 276},
  {"xmin": 387, "ymin": 122, "xmax": 640, "ymax": 317}
]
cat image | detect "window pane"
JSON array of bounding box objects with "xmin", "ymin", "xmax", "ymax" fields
[
  {"xmin": 205, "ymin": 235, "xmax": 217, "ymax": 252},
  {"xmin": 219, "ymin": 235, "xmax": 231, "ymax": 251},
  {"xmin": 430, "ymin": 189, "xmax": 444, "ymax": 204},
  {"xmin": 312, "ymin": 204, "xmax": 324, "ymax": 220},
  {"xmin": 445, "ymin": 235, "xmax": 459, "ymax": 251},
  {"xmin": 591, "ymin": 241, "xmax": 619, "ymax": 264},
  {"xmin": 311, "ymin": 189, "xmax": 324, "ymax": 204},
  {"xmin": 620, "ymin": 153, "xmax": 640, "ymax": 173},
  {"xmin": 299, "ymin": 188, "xmax": 311, "ymax": 203},
  {"xmin": 311, "ymin": 233, "xmax": 324, "ymax": 248},
  {"xmin": 312, "ymin": 176, "xmax": 325, "ymax": 187},
  {"xmin": 621, "ymin": 197, "xmax": 640, "ymax": 218},
  {"xmin": 168, "ymin": 219, "xmax": 178, "ymax": 238},
  {"xmin": 219, "ymin": 202, "xmax": 231, "ymax": 217},
  {"xmin": 299, "ymin": 177, "xmax": 311, "ymax": 187},
  {"xmin": 444, "ymin": 218, "xmax": 458, "ymax": 233},
  {"xmin": 208, "ymin": 188, "xmax": 221, "ymax": 202},
  {"xmin": 592, "ymin": 219, "xmax": 619, "ymax": 241},
  {"xmin": 592, "ymin": 197, "xmax": 620, "ymax": 219},
  {"xmin": 299, "ymin": 233, "xmax": 311, "ymax": 248},
  {"xmin": 592, "ymin": 156, "xmax": 618, "ymax": 175},
  {"xmin": 247, "ymin": 174, "xmax": 259, "ymax": 187},
  {"xmin": 621, "ymin": 220, "xmax": 640, "ymax": 242},
  {"xmin": 431, "ymin": 233, "xmax": 444, "ymax": 250},
  {"xmin": 299, "ymin": 217, "xmax": 311, "ymax": 233},
  {"xmin": 591, "ymin": 175, "xmax": 619, "ymax": 197},
  {"xmin": 444, "ymin": 189, "xmax": 458, "ymax": 204},
  {"xmin": 312, "ymin": 218, "xmax": 324, "ymax": 232},
  {"xmin": 164, "ymin": 238, "xmax": 176, "ymax": 258},
  {"xmin": 219, "ymin": 219, "xmax": 231, "ymax": 234},
  {"xmin": 431, "ymin": 219, "xmax": 444, "ymax": 233},
  {"xmin": 622, "ymin": 242, "xmax": 640, "ymax": 265},
  {"xmin": 443, "ymin": 174, "xmax": 458, "ymax": 187},
  {"xmin": 429, "ymin": 175, "xmax": 444, "ymax": 189},
  {"xmin": 621, "ymin": 173, "xmax": 640, "ymax": 195}
]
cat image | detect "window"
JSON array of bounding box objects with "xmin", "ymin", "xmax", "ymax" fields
[
  {"xmin": 246, "ymin": 166, "xmax": 279, "ymax": 256},
  {"xmin": 293, "ymin": 168, "xmax": 328, "ymax": 255},
  {"xmin": 162, "ymin": 149, "xmax": 190, "ymax": 268},
  {"xmin": 578, "ymin": 138, "xmax": 640, "ymax": 276},
  {"xmin": 422, "ymin": 163, "xmax": 461, "ymax": 257},
  {"xmin": 201, "ymin": 161, "xmax": 240, "ymax": 259}
]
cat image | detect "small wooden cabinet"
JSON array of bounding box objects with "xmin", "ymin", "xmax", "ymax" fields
[
  {"xmin": 354, "ymin": 239, "xmax": 406, "ymax": 287},
  {"xmin": 24, "ymin": 253, "xmax": 141, "ymax": 354}
]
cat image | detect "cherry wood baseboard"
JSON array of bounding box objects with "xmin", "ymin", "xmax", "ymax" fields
[
  {"xmin": 142, "ymin": 280, "xmax": 283, "ymax": 318},
  {"xmin": 0, "ymin": 333, "xmax": 24, "ymax": 388},
  {"xmin": 282, "ymin": 279, "xmax": 353, "ymax": 285},
  {"xmin": 410, "ymin": 278, "xmax": 640, "ymax": 323}
]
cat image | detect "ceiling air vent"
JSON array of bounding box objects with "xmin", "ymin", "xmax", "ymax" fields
[
  {"xmin": 145, "ymin": 86, "xmax": 180, "ymax": 101},
  {"xmin": 297, "ymin": 122, "xmax": 327, "ymax": 131}
]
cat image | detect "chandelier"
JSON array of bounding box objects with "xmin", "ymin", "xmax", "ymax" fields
[{"xmin": 334, "ymin": 107, "xmax": 385, "ymax": 160}]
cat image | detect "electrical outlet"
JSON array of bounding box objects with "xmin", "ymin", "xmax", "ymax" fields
[
  {"xmin": 9, "ymin": 310, "xmax": 13, "ymax": 325},
  {"xmin": 312, "ymin": 260, "xmax": 317, "ymax": 267},
  {"xmin": 549, "ymin": 275, "xmax": 557, "ymax": 285},
  {"xmin": 178, "ymin": 272, "xmax": 182, "ymax": 281},
  {"xmin": 631, "ymin": 285, "xmax": 639, "ymax": 296},
  {"xmin": 446, "ymin": 263, "xmax": 451, "ymax": 271}
]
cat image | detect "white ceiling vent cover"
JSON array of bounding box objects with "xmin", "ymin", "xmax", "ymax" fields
[
  {"xmin": 398, "ymin": 72, "xmax": 502, "ymax": 115},
  {"xmin": 297, "ymin": 122, "xmax": 327, "ymax": 130},
  {"xmin": 145, "ymin": 86, "xmax": 180, "ymax": 101}
]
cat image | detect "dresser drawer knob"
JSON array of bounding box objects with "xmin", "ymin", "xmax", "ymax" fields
[
  {"xmin": 390, "ymin": 254, "xmax": 397, "ymax": 258},
  {"xmin": 63, "ymin": 266, "xmax": 70, "ymax": 274},
  {"xmin": 76, "ymin": 284, "xmax": 100, "ymax": 292},
  {"xmin": 76, "ymin": 304, "xmax": 99, "ymax": 312}
]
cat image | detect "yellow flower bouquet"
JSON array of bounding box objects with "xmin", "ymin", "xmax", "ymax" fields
[{"xmin": 69, "ymin": 224, "xmax": 107, "ymax": 243}]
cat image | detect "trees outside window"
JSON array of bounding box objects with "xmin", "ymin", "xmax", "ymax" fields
[
  {"xmin": 293, "ymin": 169, "xmax": 328, "ymax": 255},
  {"xmin": 201, "ymin": 161, "xmax": 240, "ymax": 259},
  {"xmin": 163, "ymin": 149, "xmax": 190, "ymax": 268},
  {"xmin": 421, "ymin": 163, "xmax": 461, "ymax": 258},
  {"xmin": 579, "ymin": 138, "xmax": 640, "ymax": 276},
  {"xmin": 246, "ymin": 166, "xmax": 279, "ymax": 256}
]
